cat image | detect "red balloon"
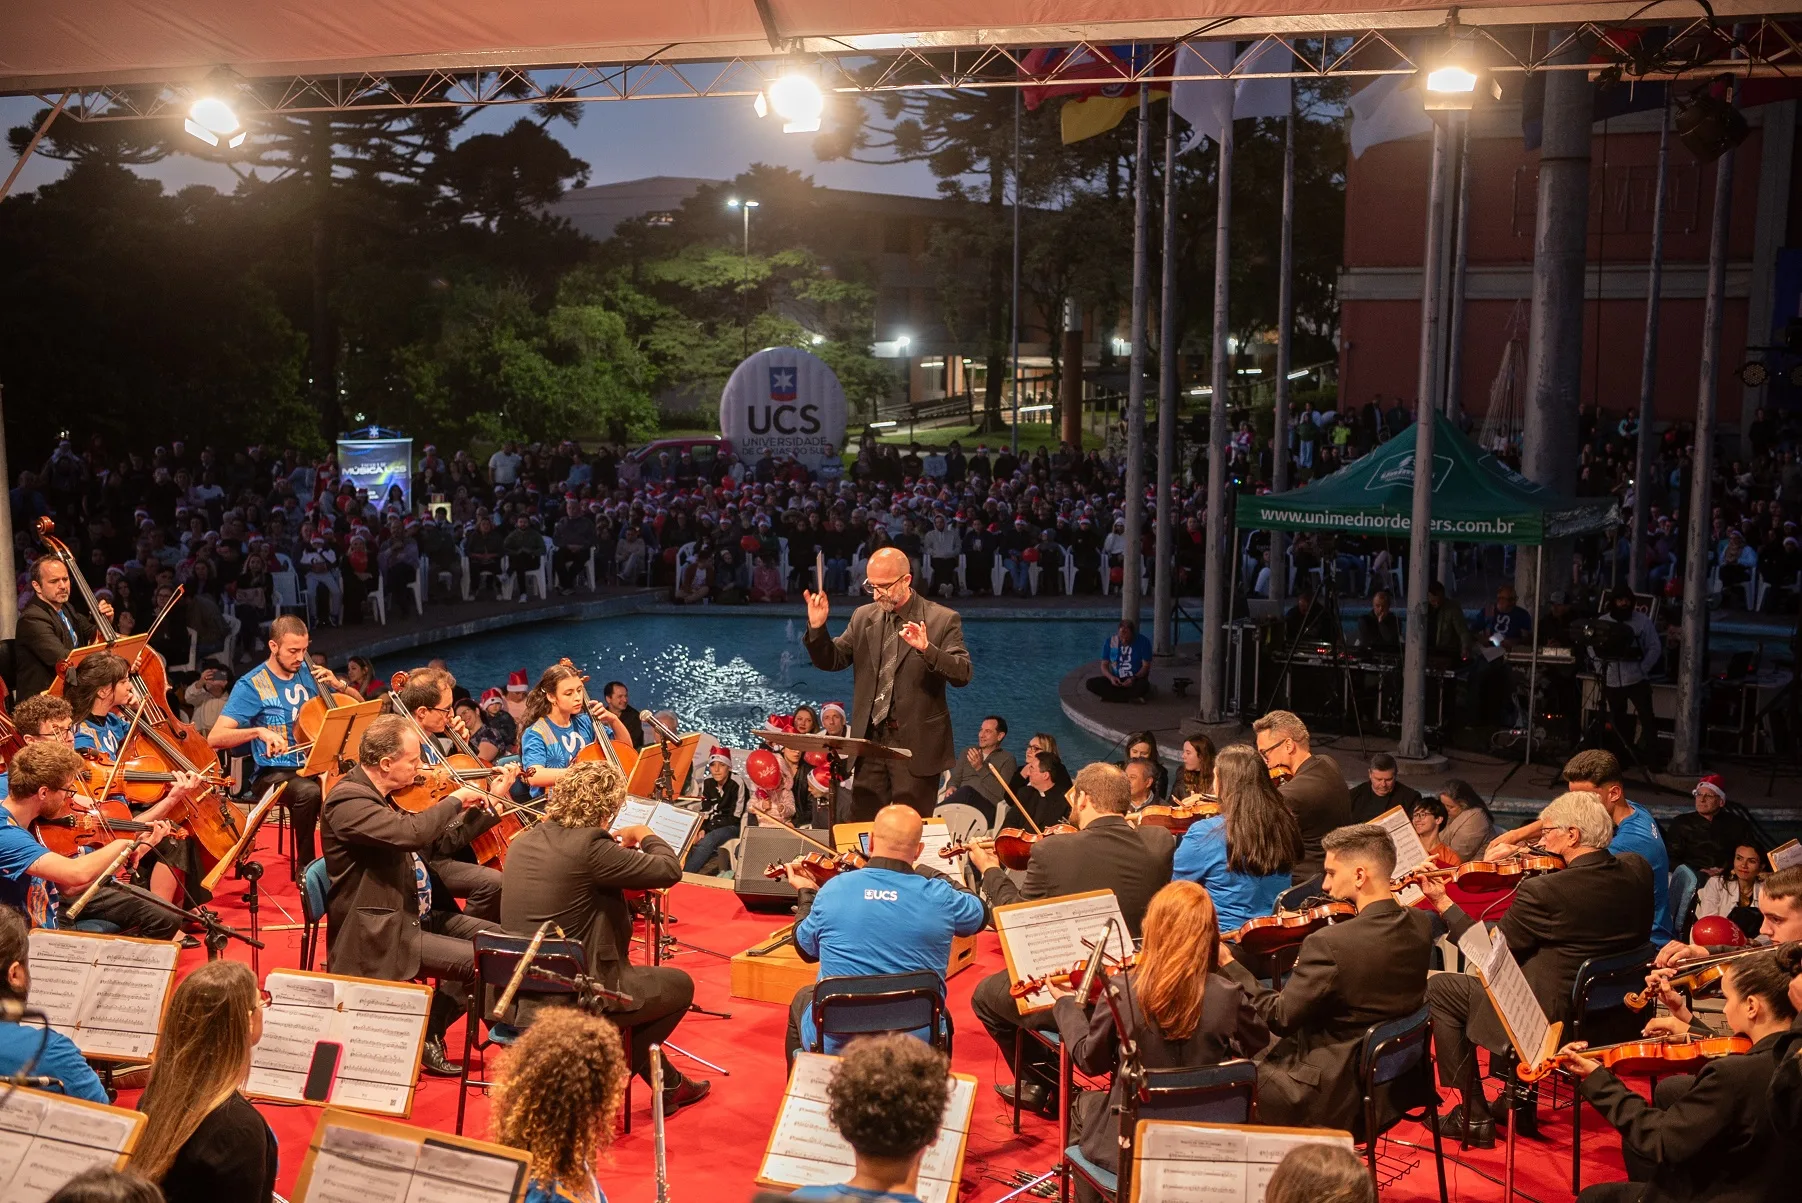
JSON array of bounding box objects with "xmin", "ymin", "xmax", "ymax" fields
[
  {"xmin": 804, "ymin": 750, "xmax": 830, "ymax": 768},
  {"xmin": 746, "ymin": 748, "xmax": 783, "ymax": 790},
  {"xmin": 1690, "ymin": 916, "xmax": 1748, "ymax": 948}
]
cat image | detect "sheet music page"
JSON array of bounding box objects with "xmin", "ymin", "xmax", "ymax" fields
[
  {"xmin": 22, "ymin": 931, "xmax": 94, "ymax": 1031},
  {"xmin": 301, "ymin": 1123, "xmax": 420, "ymax": 1203},
  {"xmin": 1479, "ymin": 927, "xmax": 1552, "ymax": 1069},
  {"xmin": 914, "ymin": 1075, "xmax": 976, "ymax": 1186},
  {"xmin": 614, "ymin": 798, "xmax": 655, "ymax": 830},
  {"xmin": 330, "ymin": 981, "xmax": 429, "ymax": 1114},
  {"xmin": 1133, "ymin": 1123, "xmax": 1355, "ymax": 1203},
  {"xmin": 645, "ymin": 803, "xmax": 702, "ymax": 852},
  {"xmin": 406, "ymin": 1140, "xmax": 527, "ymax": 1203},
  {"xmin": 1770, "ymin": 840, "xmax": 1802, "ymax": 873},
  {"xmin": 24, "ymin": 931, "xmax": 175, "ymax": 1058},
  {"xmin": 993, "ymin": 892, "xmax": 1131, "ymax": 1011},
  {"xmin": 1375, "ymin": 806, "xmax": 1431, "ymax": 877},
  {"xmin": 0, "ymin": 1089, "xmax": 138, "ymax": 1203},
  {"xmin": 1457, "ymin": 923, "xmax": 1497, "ymax": 970},
  {"xmin": 250, "ymin": 971, "xmax": 339, "ymax": 1099},
  {"xmin": 916, "ymin": 823, "xmax": 957, "ymax": 868}
]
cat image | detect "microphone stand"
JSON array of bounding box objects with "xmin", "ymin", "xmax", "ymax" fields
[
  {"xmin": 235, "ymin": 856, "xmax": 265, "ymax": 977},
  {"xmin": 103, "ymin": 880, "xmax": 263, "ymax": 960}
]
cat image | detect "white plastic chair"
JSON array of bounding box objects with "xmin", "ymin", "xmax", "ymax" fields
[
  {"xmin": 1059, "ymin": 545, "xmax": 1077, "ymax": 595},
  {"xmin": 989, "ymin": 551, "xmax": 1005, "ymax": 597},
  {"xmin": 271, "ymin": 569, "xmax": 303, "ymax": 617},
  {"xmin": 500, "ymin": 552, "xmax": 549, "ymax": 601},
  {"xmin": 217, "ymin": 613, "xmax": 241, "ymax": 667},
  {"xmin": 777, "ymin": 536, "xmax": 791, "ymax": 584}
]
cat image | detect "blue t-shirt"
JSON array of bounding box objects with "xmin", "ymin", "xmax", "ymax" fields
[
  {"xmin": 0, "ymin": 1020, "xmax": 108, "ymax": 1102},
  {"xmin": 1171, "ymin": 815, "xmax": 1291, "ymax": 935},
  {"xmin": 525, "ymin": 1177, "xmax": 605, "ymax": 1203},
  {"xmin": 1104, "ymin": 633, "xmax": 1153, "ymax": 679},
  {"xmin": 0, "ymin": 811, "xmax": 58, "ymax": 928},
  {"xmin": 795, "ymin": 863, "xmax": 986, "ymax": 1053},
  {"xmin": 220, "ymin": 662, "xmax": 320, "ymax": 771},
  {"xmin": 72, "ymin": 713, "xmax": 131, "ymax": 761},
  {"xmin": 1611, "ymin": 801, "xmax": 1673, "ymax": 945},
  {"xmin": 520, "ymin": 713, "xmax": 598, "ymax": 798},
  {"xmin": 1485, "ymin": 605, "xmax": 1532, "ymax": 643},
  {"xmin": 790, "ymin": 1189, "xmax": 923, "ymax": 1203}
]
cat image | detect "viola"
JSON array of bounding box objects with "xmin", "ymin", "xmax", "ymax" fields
[
  {"xmin": 1395, "ymin": 852, "xmax": 1565, "ymax": 894},
  {"xmin": 1519, "ymin": 1033, "xmax": 1752, "ymax": 1083},
  {"xmin": 1624, "ymin": 943, "xmax": 1787, "ymax": 1011},
  {"xmin": 764, "ymin": 850, "xmax": 868, "ymax": 888},
  {"xmin": 390, "ymin": 670, "xmax": 524, "ymax": 866},
  {"xmin": 1128, "ymin": 798, "xmax": 1220, "ymax": 835},
  {"xmin": 1010, "ymin": 952, "xmax": 1141, "ymax": 1001},
  {"xmin": 940, "ymin": 824, "xmax": 1077, "ymax": 871},
  {"xmin": 1228, "ymin": 900, "xmax": 1357, "ymax": 956}
]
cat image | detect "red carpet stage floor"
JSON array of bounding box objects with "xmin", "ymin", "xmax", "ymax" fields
[{"xmin": 114, "ymin": 833, "xmax": 1633, "ymax": 1203}]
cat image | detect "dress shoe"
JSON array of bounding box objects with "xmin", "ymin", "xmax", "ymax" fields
[
  {"xmin": 661, "ymin": 1074, "xmax": 711, "ymax": 1113},
  {"xmin": 993, "ymin": 1080, "xmax": 1056, "ymax": 1117},
  {"xmin": 1430, "ymin": 1104, "xmax": 1495, "ymax": 1149},
  {"xmin": 1488, "ymin": 1087, "xmax": 1542, "ymax": 1137},
  {"xmin": 420, "ymin": 1036, "xmax": 462, "ymax": 1078}
]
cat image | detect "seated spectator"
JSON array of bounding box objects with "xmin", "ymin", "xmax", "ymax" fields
[
  {"xmin": 489, "ymin": 1008, "xmax": 628, "ymax": 1203},
  {"xmin": 551, "ymin": 505, "xmax": 597, "ymax": 595},
  {"xmin": 922, "ymin": 515, "xmax": 961, "ymax": 598},
  {"xmin": 1347, "ymin": 752, "xmax": 1421, "ymax": 824},
  {"xmin": 1694, "ymin": 843, "xmax": 1766, "ymax": 939},
  {"xmin": 345, "ymin": 655, "xmax": 383, "ymax": 700},
  {"xmin": 378, "ymin": 519, "xmax": 421, "ymax": 617},
  {"xmin": 615, "ymin": 526, "xmax": 648, "ymax": 585},
  {"xmin": 1353, "ymin": 590, "xmax": 1401, "ymax": 654},
  {"xmin": 1013, "ymin": 746, "xmax": 1073, "ymax": 831},
  {"xmin": 674, "ymin": 543, "xmax": 714, "ymax": 605},
  {"xmin": 1411, "ymin": 795, "xmax": 1460, "ymax": 869},
  {"xmin": 749, "ymin": 551, "xmax": 786, "ymax": 603},
  {"xmin": 465, "ymin": 514, "xmax": 506, "ymax": 596},
  {"xmin": 786, "ymin": 1035, "xmax": 952, "ymax": 1203},
  {"xmin": 1086, "ymin": 619, "xmax": 1152, "ymax": 704},
  {"xmin": 181, "ymin": 667, "xmax": 231, "ymax": 734},
  {"xmin": 299, "ymin": 536, "xmax": 341, "ymax": 625},
  {"xmin": 1436, "ymin": 779, "xmax": 1497, "ymax": 862},
  {"xmin": 502, "ymin": 516, "xmax": 544, "ymax": 602}
]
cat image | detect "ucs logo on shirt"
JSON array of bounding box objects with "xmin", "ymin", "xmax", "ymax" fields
[{"xmin": 863, "ymin": 888, "xmax": 900, "ymax": 902}]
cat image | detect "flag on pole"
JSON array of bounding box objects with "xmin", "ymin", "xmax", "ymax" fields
[
  {"xmin": 1021, "ymin": 44, "xmax": 1170, "ymax": 144},
  {"xmin": 1172, "ymin": 41, "xmax": 1294, "ymax": 146},
  {"xmin": 1348, "ymin": 74, "xmax": 1433, "ymax": 158}
]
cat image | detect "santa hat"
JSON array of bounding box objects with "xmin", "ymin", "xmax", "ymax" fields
[
  {"xmin": 821, "ymin": 701, "xmax": 847, "ymax": 721},
  {"xmin": 1694, "ymin": 775, "xmax": 1727, "ymax": 800},
  {"xmin": 480, "ymin": 688, "xmax": 504, "ymax": 707},
  {"xmin": 709, "ymin": 747, "xmax": 732, "ymax": 764},
  {"xmin": 507, "ymin": 670, "xmax": 529, "ymax": 693}
]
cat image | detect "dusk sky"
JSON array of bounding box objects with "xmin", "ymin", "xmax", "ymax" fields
[{"xmin": 0, "ymin": 92, "xmax": 946, "ymax": 199}]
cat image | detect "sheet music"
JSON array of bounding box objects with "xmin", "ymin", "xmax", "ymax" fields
[
  {"xmin": 1770, "ymin": 839, "xmax": 1802, "ymax": 873},
  {"xmin": 759, "ymin": 1053, "xmax": 973, "ymax": 1203},
  {"xmin": 296, "ymin": 1113, "xmax": 527, "ymax": 1203},
  {"xmin": 1473, "ymin": 926, "xmax": 1553, "ymax": 1070},
  {"xmin": 992, "ymin": 891, "xmax": 1131, "ymax": 1012},
  {"xmin": 614, "ymin": 798, "xmax": 701, "ymax": 853},
  {"xmin": 1133, "ymin": 1122, "xmax": 1356, "ymax": 1203},
  {"xmin": 249, "ymin": 971, "xmax": 430, "ymax": 1117},
  {"xmin": 0, "ymin": 1087, "xmax": 142, "ymax": 1203},
  {"xmin": 25, "ymin": 929, "xmax": 178, "ymax": 1060},
  {"xmin": 1375, "ymin": 805, "xmax": 1431, "ymax": 878},
  {"xmin": 614, "ymin": 798, "xmax": 655, "ymax": 829},
  {"xmin": 917, "ymin": 823, "xmax": 958, "ymax": 868}
]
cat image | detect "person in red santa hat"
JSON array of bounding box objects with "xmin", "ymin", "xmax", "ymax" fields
[
  {"xmin": 1663, "ymin": 773, "xmax": 1761, "ymax": 880},
  {"xmin": 684, "ymin": 748, "xmax": 745, "ymax": 874}
]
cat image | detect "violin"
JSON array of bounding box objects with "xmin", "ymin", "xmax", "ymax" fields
[
  {"xmin": 1010, "ymin": 952, "xmax": 1141, "ymax": 1001},
  {"xmin": 0, "ymin": 711, "xmax": 22, "ymax": 767},
  {"xmin": 75, "ymin": 749, "xmax": 229, "ymax": 807},
  {"xmin": 940, "ymin": 824, "xmax": 1077, "ymax": 871},
  {"xmin": 391, "ymin": 670, "xmax": 524, "ymax": 866},
  {"xmin": 1395, "ymin": 852, "xmax": 1565, "ymax": 894},
  {"xmin": 33, "ymin": 799, "xmax": 179, "ymax": 858},
  {"xmin": 1624, "ymin": 943, "xmax": 1788, "ymax": 1011},
  {"xmin": 1228, "ymin": 900, "xmax": 1357, "ymax": 956},
  {"xmin": 1268, "ymin": 764, "xmax": 1294, "ymax": 786},
  {"xmin": 1518, "ymin": 1033, "xmax": 1752, "ymax": 1083},
  {"xmin": 1128, "ymin": 797, "xmax": 1220, "ymax": 835},
  {"xmin": 764, "ymin": 850, "xmax": 868, "ymax": 888}
]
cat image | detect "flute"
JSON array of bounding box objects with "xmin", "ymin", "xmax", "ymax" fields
[
  {"xmin": 650, "ymin": 1041, "xmax": 671, "ymax": 1203},
  {"xmin": 65, "ymin": 839, "xmax": 138, "ymax": 921}
]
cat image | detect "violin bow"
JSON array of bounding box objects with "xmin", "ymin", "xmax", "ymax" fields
[
  {"xmin": 987, "ymin": 762, "xmax": 1041, "ymax": 834},
  {"xmin": 92, "ymin": 694, "xmax": 153, "ymax": 827},
  {"xmin": 751, "ymin": 809, "xmax": 839, "ymax": 856}
]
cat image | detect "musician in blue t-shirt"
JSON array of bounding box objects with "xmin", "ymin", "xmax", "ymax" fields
[
  {"xmin": 208, "ymin": 615, "xmax": 352, "ymax": 877},
  {"xmin": 519, "ymin": 663, "xmax": 617, "ymax": 799},
  {"xmin": 1085, "ymin": 618, "xmax": 1154, "ymax": 703},
  {"xmin": 0, "ymin": 904, "xmax": 109, "ymax": 1101}
]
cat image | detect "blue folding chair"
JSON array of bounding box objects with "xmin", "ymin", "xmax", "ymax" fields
[
  {"xmin": 808, "ymin": 971, "xmax": 952, "ymax": 1057},
  {"xmin": 299, "ymin": 858, "xmax": 329, "ymax": 970},
  {"xmin": 1063, "ymin": 1060, "xmax": 1258, "ymax": 1202},
  {"xmin": 1358, "ymin": 1006, "xmax": 1447, "ymax": 1202}
]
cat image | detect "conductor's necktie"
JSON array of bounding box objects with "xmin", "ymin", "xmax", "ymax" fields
[{"xmin": 870, "ymin": 612, "xmax": 900, "ymax": 728}]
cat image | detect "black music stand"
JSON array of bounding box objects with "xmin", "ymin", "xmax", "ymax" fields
[{"xmin": 750, "ymin": 728, "xmax": 911, "ymax": 831}]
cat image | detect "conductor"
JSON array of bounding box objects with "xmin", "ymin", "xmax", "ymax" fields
[{"xmin": 804, "ymin": 546, "xmax": 972, "ymax": 820}]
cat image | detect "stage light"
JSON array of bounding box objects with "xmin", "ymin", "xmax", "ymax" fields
[
  {"xmin": 756, "ymin": 73, "xmax": 825, "ymax": 133},
  {"xmin": 1737, "ymin": 361, "xmax": 1771, "ymax": 388},
  {"xmin": 185, "ymin": 96, "xmax": 246, "ymax": 148},
  {"xmin": 1675, "ymin": 80, "xmax": 1749, "ymax": 163},
  {"xmin": 1422, "ymin": 40, "xmax": 1494, "ymax": 111},
  {"xmin": 1287, "ymin": 368, "xmax": 1312, "ymax": 380}
]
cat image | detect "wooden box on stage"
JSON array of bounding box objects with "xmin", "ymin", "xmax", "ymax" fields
[{"xmin": 730, "ymin": 926, "xmax": 979, "ymax": 1005}]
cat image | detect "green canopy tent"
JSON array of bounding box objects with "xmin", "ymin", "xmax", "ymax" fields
[
  {"xmin": 1234, "ymin": 412, "xmax": 1620, "ymax": 545},
  {"xmin": 1234, "ymin": 412, "xmax": 1620, "ymax": 762}
]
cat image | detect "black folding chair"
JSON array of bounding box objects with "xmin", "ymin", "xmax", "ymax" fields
[
  {"xmin": 1566, "ymin": 942, "xmax": 1658, "ymax": 1192},
  {"xmin": 1063, "ymin": 1060, "xmax": 1258, "ymax": 1202},
  {"xmin": 808, "ymin": 970, "xmax": 952, "ymax": 1056},
  {"xmin": 1357, "ymin": 1006, "xmax": 1447, "ymax": 1203}
]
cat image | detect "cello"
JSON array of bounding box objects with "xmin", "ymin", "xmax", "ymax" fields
[
  {"xmin": 35, "ymin": 518, "xmax": 245, "ymax": 872},
  {"xmin": 556, "ymin": 658, "xmax": 638, "ymax": 777},
  {"xmin": 294, "ymin": 658, "xmax": 364, "ymax": 748}
]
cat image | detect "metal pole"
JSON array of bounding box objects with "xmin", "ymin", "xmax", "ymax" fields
[
  {"xmin": 1673, "ymin": 102, "xmax": 1738, "ymax": 776},
  {"xmin": 1154, "ymin": 95, "xmax": 1179, "ymax": 657},
  {"xmin": 1630, "ymin": 99, "xmax": 1671, "ymax": 593},
  {"xmin": 1269, "ymin": 104, "xmax": 1296, "ymax": 604},
  {"xmin": 0, "ymin": 93, "xmax": 68, "ymax": 203},
  {"xmin": 1439, "ymin": 113, "xmax": 1471, "ymax": 587},
  {"xmin": 1122, "ymin": 85, "xmax": 1151, "ymax": 625},
  {"xmin": 1526, "ymin": 546, "xmax": 1543, "ymax": 765},
  {"xmin": 1400, "ymin": 119, "xmax": 1450, "ymax": 762},
  {"xmin": 0, "ymin": 384, "xmax": 14, "ymax": 640},
  {"xmin": 1199, "ymin": 108, "xmax": 1235, "ymax": 722},
  {"xmin": 741, "ymin": 203, "xmax": 751, "ymax": 359},
  {"xmin": 1011, "ymin": 87, "xmax": 1023, "ymax": 459}
]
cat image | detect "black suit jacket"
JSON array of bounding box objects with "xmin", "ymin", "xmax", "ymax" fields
[
  {"xmin": 499, "ymin": 819, "xmax": 682, "ymax": 1011},
  {"xmin": 979, "ymin": 814, "xmax": 1175, "ymax": 936},
  {"xmin": 14, "ymin": 595, "xmax": 95, "ymax": 699},
  {"xmin": 803, "ymin": 590, "xmax": 971, "ymax": 775},
  {"xmin": 1443, "ymin": 848, "xmax": 1653, "ymax": 1029},
  {"xmin": 1280, "ymin": 753, "xmax": 1352, "ymax": 883},
  {"xmin": 1221, "ymin": 898, "xmax": 1434, "ymax": 1135}
]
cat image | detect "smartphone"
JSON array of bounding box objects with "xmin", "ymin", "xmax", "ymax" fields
[{"xmin": 303, "ymin": 1041, "xmax": 343, "ymax": 1102}]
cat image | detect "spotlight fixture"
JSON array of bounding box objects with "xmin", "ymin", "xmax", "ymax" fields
[
  {"xmin": 755, "ymin": 73, "xmax": 825, "ymax": 133},
  {"xmin": 185, "ymin": 96, "xmax": 246, "ymax": 148},
  {"xmin": 1737, "ymin": 361, "xmax": 1771, "ymax": 388},
  {"xmin": 1674, "ymin": 77, "xmax": 1749, "ymax": 163},
  {"xmin": 1422, "ymin": 38, "xmax": 1497, "ymax": 111}
]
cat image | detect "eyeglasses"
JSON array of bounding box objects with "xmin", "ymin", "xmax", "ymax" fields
[
  {"xmin": 257, "ymin": 989, "xmax": 273, "ymax": 1010},
  {"xmin": 862, "ymin": 574, "xmax": 909, "ymax": 597},
  {"xmin": 1255, "ymin": 736, "xmax": 1288, "ymax": 758}
]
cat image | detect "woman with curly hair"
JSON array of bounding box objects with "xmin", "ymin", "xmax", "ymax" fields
[
  {"xmin": 499, "ymin": 761, "xmax": 711, "ymax": 1115},
  {"xmin": 789, "ymin": 1035, "xmax": 952, "ymax": 1203},
  {"xmin": 1051, "ymin": 882, "xmax": 1267, "ymax": 1196},
  {"xmin": 490, "ymin": 1009, "xmax": 629, "ymax": 1203}
]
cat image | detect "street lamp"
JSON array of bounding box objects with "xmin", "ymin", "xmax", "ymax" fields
[
  {"xmin": 727, "ymin": 197, "xmax": 760, "ymax": 358},
  {"xmin": 895, "ymin": 334, "xmax": 913, "ymax": 437}
]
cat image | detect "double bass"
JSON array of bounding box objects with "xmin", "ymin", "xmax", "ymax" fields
[{"xmin": 36, "ymin": 518, "xmax": 245, "ymax": 873}]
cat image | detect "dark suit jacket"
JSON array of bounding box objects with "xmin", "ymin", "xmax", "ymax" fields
[
  {"xmin": 1281, "ymin": 753, "xmax": 1352, "ymax": 883},
  {"xmin": 499, "ymin": 820, "xmax": 682, "ymax": 1008},
  {"xmin": 1581, "ymin": 1031, "xmax": 1796, "ymax": 1203},
  {"xmin": 979, "ymin": 814, "xmax": 1175, "ymax": 936},
  {"xmin": 320, "ymin": 766, "xmax": 486, "ymax": 981},
  {"xmin": 1054, "ymin": 970, "xmax": 1267, "ymax": 1171},
  {"xmin": 1348, "ymin": 780, "xmax": 1421, "ymax": 826},
  {"xmin": 803, "ymin": 590, "xmax": 971, "ymax": 776},
  {"xmin": 159, "ymin": 1092, "xmax": 278, "ymax": 1203},
  {"xmin": 14, "ymin": 595, "xmax": 95, "ymax": 699},
  {"xmin": 1443, "ymin": 848, "xmax": 1653, "ymax": 1030},
  {"xmin": 1221, "ymin": 897, "xmax": 1434, "ymax": 1134}
]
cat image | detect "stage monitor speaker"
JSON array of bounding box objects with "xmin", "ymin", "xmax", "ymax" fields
[{"xmin": 733, "ymin": 826, "xmax": 809, "ymax": 912}]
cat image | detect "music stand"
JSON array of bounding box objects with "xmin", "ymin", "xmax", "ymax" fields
[
  {"xmin": 750, "ymin": 728, "xmax": 912, "ymax": 831},
  {"xmin": 627, "ymin": 732, "xmax": 703, "ymax": 801},
  {"xmin": 299, "ymin": 698, "xmax": 386, "ymax": 781}
]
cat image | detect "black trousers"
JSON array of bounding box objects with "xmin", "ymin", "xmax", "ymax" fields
[
  {"xmin": 1427, "ymin": 971, "xmax": 1506, "ymax": 1091},
  {"xmin": 77, "ymin": 884, "xmax": 182, "ymax": 939},
  {"xmin": 553, "ymin": 548, "xmax": 591, "ymax": 588},
  {"xmin": 972, "ymin": 968, "xmax": 1059, "ymax": 1082},
  {"xmin": 419, "ymin": 910, "xmax": 504, "ymax": 1039},
  {"xmin": 254, "ymin": 768, "xmax": 323, "ymax": 877},
  {"xmin": 1086, "ymin": 674, "xmax": 1149, "ymax": 703},
  {"xmin": 848, "ymin": 754, "xmax": 939, "ymax": 822},
  {"xmin": 785, "ymin": 983, "xmax": 817, "ymax": 1063},
  {"xmin": 1604, "ymin": 679, "xmax": 1658, "ymax": 756},
  {"xmin": 611, "ymin": 965, "xmax": 696, "ymax": 1085},
  {"xmin": 430, "ymin": 856, "xmax": 503, "ymax": 923}
]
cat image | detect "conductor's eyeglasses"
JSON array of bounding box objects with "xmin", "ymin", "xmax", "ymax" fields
[{"xmin": 862, "ymin": 574, "xmax": 908, "ymax": 598}]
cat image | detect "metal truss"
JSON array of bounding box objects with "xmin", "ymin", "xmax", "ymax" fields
[{"xmin": 37, "ymin": 14, "xmax": 1802, "ymax": 125}]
